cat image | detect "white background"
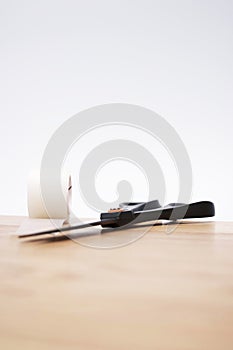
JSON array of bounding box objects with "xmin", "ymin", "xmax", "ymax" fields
[{"xmin": 0, "ymin": 0, "xmax": 232, "ymax": 219}]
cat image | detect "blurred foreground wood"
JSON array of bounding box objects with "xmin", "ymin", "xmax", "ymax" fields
[{"xmin": 0, "ymin": 217, "xmax": 233, "ymax": 350}]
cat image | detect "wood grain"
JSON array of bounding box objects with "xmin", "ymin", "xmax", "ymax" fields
[{"xmin": 0, "ymin": 217, "xmax": 233, "ymax": 350}]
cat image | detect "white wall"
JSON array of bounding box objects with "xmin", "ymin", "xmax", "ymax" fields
[{"xmin": 0, "ymin": 0, "xmax": 232, "ymax": 220}]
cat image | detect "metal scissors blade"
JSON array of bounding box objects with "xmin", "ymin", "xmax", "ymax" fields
[{"xmin": 18, "ymin": 219, "xmax": 116, "ymax": 239}]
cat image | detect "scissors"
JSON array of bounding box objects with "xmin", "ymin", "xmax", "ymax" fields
[{"xmin": 18, "ymin": 200, "xmax": 215, "ymax": 239}]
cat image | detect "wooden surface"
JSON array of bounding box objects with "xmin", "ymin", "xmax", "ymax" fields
[{"xmin": 1, "ymin": 217, "xmax": 233, "ymax": 350}]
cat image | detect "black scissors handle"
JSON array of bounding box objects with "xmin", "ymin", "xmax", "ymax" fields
[{"xmin": 101, "ymin": 201, "xmax": 215, "ymax": 227}]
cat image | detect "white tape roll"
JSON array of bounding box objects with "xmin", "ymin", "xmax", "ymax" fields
[
  {"xmin": 27, "ymin": 169, "xmax": 71, "ymax": 219},
  {"xmin": 17, "ymin": 169, "xmax": 72, "ymax": 236}
]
